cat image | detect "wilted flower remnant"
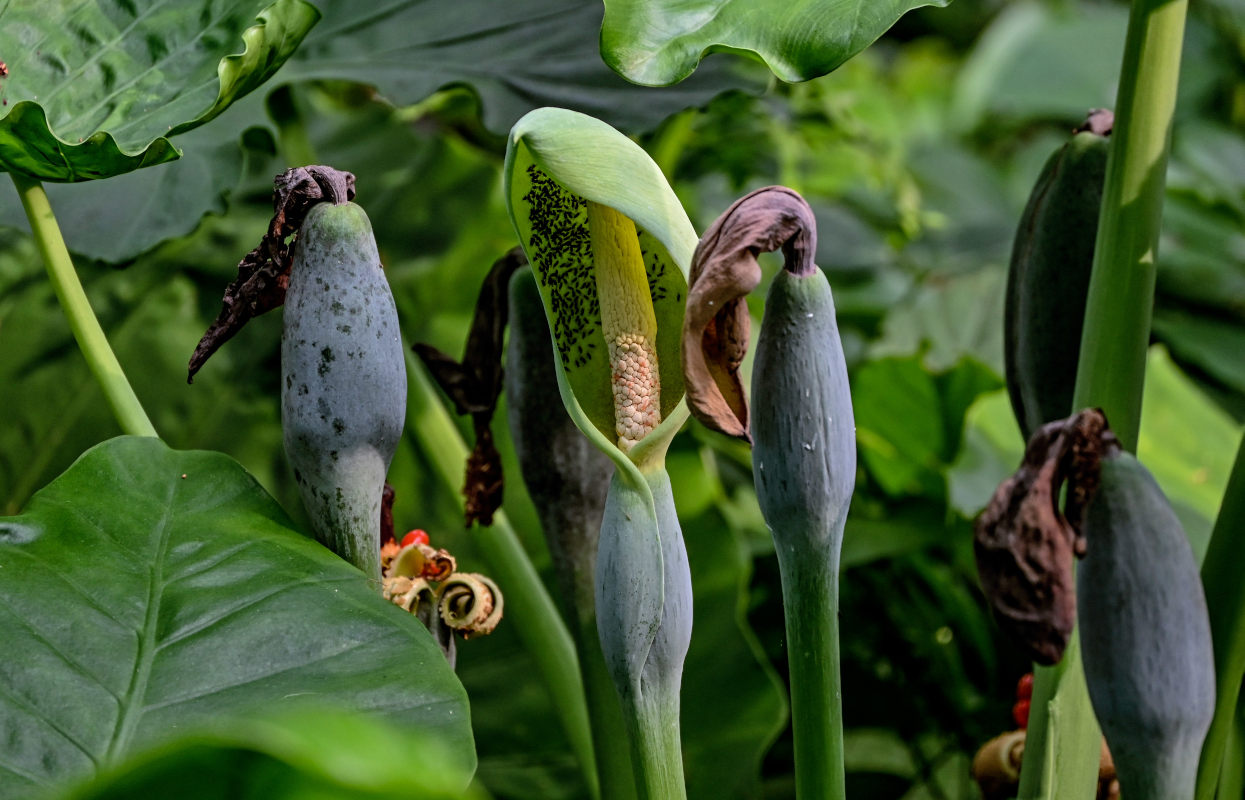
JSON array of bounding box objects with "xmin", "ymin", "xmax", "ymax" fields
[{"xmin": 381, "ymin": 529, "xmax": 504, "ymax": 666}]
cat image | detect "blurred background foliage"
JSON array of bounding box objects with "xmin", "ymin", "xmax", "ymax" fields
[{"xmin": 1, "ymin": 0, "xmax": 1242, "ymax": 796}]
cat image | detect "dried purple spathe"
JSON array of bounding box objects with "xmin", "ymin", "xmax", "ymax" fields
[
  {"xmin": 681, "ymin": 186, "xmax": 817, "ymax": 442},
  {"xmin": 974, "ymin": 408, "xmax": 1117, "ymax": 664}
]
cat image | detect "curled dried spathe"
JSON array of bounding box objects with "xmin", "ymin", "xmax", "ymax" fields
[
  {"xmin": 439, "ymin": 573, "xmax": 505, "ymax": 638},
  {"xmin": 974, "ymin": 408, "xmax": 1116, "ymax": 664},
  {"xmin": 682, "ymin": 186, "xmax": 818, "ymax": 442}
]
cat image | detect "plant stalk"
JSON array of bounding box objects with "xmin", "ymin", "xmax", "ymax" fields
[
  {"xmin": 578, "ymin": 614, "xmax": 639, "ymax": 800},
  {"xmin": 1217, "ymin": 698, "xmax": 1245, "ymax": 800},
  {"xmin": 623, "ymin": 690, "xmax": 685, "ymax": 800},
  {"xmin": 622, "ymin": 470, "xmax": 692, "ymax": 800},
  {"xmin": 11, "ymin": 173, "xmax": 157, "ymax": 439},
  {"xmin": 1072, "ymin": 0, "xmax": 1187, "ymax": 450},
  {"xmin": 1195, "ymin": 434, "xmax": 1245, "ymax": 800},
  {"xmin": 775, "ymin": 539, "xmax": 844, "ymax": 799},
  {"xmin": 1019, "ymin": 0, "xmax": 1188, "ymax": 794},
  {"xmin": 404, "ymin": 349, "xmax": 599, "ymax": 796}
]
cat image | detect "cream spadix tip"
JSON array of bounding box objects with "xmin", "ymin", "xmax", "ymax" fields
[{"xmin": 587, "ymin": 201, "xmax": 662, "ymax": 451}]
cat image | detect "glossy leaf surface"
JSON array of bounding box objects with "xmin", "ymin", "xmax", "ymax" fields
[
  {"xmin": 283, "ymin": 0, "xmax": 766, "ymax": 134},
  {"xmin": 600, "ymin": 0, "xmax": 949, "ymax": 85},
  {"xmin": 57, "ymin": 707, "xmax": 480, "ymax": 800},
  {"xmin": 0, "ymin": 436, "xmax": 473, "ymax": 799},
  {"xmin": 0, "ymin": 0, "xmax": 318, "ymax": 181}
]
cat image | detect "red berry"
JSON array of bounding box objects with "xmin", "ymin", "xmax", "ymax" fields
[
  {"xmin": 1012, "ymin": 699, "xmax": 1031, "ymax": 728},
  {"xmin": 401, "ymin": 529, "xmax": 430, "ymax": 548},
  {"xmin": 1016, "ymin": 672, "xmax": 1034, "ymax": 701}
]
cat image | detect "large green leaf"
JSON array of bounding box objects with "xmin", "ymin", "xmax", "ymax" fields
[
  {"xmin": 599, "ymin": 0, "xmax": 950, "ymax": 86},
  {"xmin": 0, "ymin": 0, "xmax": 763, "ymax": 264},
  {"xmin": 0, "ymin": 221, "xmax": 291, "ymax": 515},
  {"xmin": 57, "ymin": 707, "xmax": 481, "ymax": 800},
  {"xmin": 0, "ymin": 436, "xmax": 473, "ymax": 799},
  {"xmin": 0, "ymin": 92, "xmax": 272, "ymax": 263},
  {"xmin": 0, "ymin": 0, "xmax": 318, "ymax": 182},
  {"xmin": 282, "ymin": 0, "xmax": 766, "ymax": 135}
]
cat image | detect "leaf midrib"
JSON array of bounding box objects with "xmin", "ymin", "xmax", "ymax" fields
[{"xmin": 103, "ymin": 475, "xmax": 176, "ymax": 763}]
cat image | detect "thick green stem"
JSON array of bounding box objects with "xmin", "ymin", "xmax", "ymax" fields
[
  {"xmin": 577, "ymin": 615, "xmax": 639, "ymax": 800},
  {"xmin": 1071, "ymin": 0, "xmax": 1188, "ymax": 448},
  {"xmin": 597, "ymin": 466, "xmax": 689, "ymax": 800},
  {"xmin": 1016, "ymin": 638, "xmax": 1101, "ymax": 800},
  {"xmin": 404, "ymin": 349, "xmax": 598, "ymax": 795},
  {"xmin": 775, "ymin": 539, "xmax": 844, "ymax": 799},
  {"xmin": 1019, "ymin": 0, "xmax": 1188, "ymax": 794},
  {"xmin": 622, "ymin": 690, "xmax": 685, "ymax": 800},
  {"xmin": 11, "ymin": 173, "xmax": 157, "ymax": 438},
  {"xmin": 1195, "ymin": 434, "xmax": 1245, "ymax": 800},
  {"xmin": 1217, "ymin": 697, "xmax": 1245, "ymax": 800}
]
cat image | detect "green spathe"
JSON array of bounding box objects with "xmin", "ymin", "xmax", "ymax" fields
[{"xmin": 505, "ymin": 107, "xmax": 695, "ymax": 472}]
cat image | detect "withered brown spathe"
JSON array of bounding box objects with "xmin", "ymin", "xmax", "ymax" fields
[
  {"xmin": 188, "ymin": 166, "xmax": 356, "ymax": 382},
  {"xmin": 413, "ymin": 247, "xmax": 526, "ymax": 527},
  {"xmin": 681, "ymin": 186, "xmax": 817, "ymax": 442},
  {"xmin": 974, "ymin": 408, "xmax": 1117, "ymax": 664}
]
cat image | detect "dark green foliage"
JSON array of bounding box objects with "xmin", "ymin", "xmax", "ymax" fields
[{"xmin": 0, "ymin": 437, "xmax": 473, "ymax": 799}]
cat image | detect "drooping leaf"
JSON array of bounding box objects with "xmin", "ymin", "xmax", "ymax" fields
[
  {"xmin": 0, "ymin": 0, "xmax": 763, "ymax": 265},
  {"xmin": 599, "ymin": 0, "xmax": 950, "ymax": 86},
  {"xmin": 0, "ymin": 436, "xmax": 474, "ymax": 798},
  {"xmin": 0, "ymin": 91, "xmax": 273, "ymax": 263},
  {"xmin": 0, "ymin": 0, "xmax": 319, "ymax": 181},
  {"xmin": 56, "ymin": 707, "xmax": 481, "ymax": 800},
  {"xmin": 504, "ymin": 107, "xmax": 697, "ymax": 462},
  {"xmin": 282, "ymin": 0, "xmax": 767, "ymax": 135}
]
